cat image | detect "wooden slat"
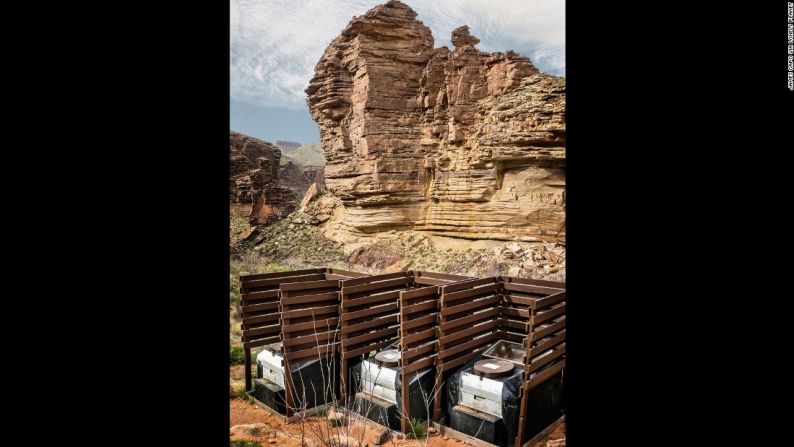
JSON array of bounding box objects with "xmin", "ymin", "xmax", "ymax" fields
[
  {"xmin": 439, "ymin": 308, "xmax": 498, "ymax": 333},
  {"xmin": 499, "ymin": 306, "xmax": 530, "ymax": 318},
  {"xmin": 280, "ymin": 279, "xmax": 339, "ymax": 292},
  {"xmin": 438, "ymin": 345, "xmax": 489, "ymax": 371},
  {"xmin": 240, "ymin": 269, "xmax": 323, "ymax": 282},
  {"xmin": 400, "ymin": 314, "xmax": 437, "ymax": 332},
  {"xmin": 525, "ymin": 343, "xmax": 565, "ymax": 375},
  {"xmin": 280, "ymin": 291, "xmax": 338, "ymax": 306},
  {"xmin": 280, "ymin": 304, "xmax": 338, "ymax": 320},
  {"xmin": 442, "ymin": 277, "xmax": 499, "ymax": 294},
  {"xmin": 326, "ymin": 274, "xmax": 356, "ymax": 280},
  {"xmin": 442, "ymin": 282, "xmax": 501, "ymax": 304},
  {"xmin": 502, "ymin": 294, "xmax": 538, "ymax": 307},
  {"xmin": 504, "ymin": 282, "xmax": 563, "ymax": 296},
  {"xmin": 341, "ymin": 338, "xmax": 394, "ymax": 359},
  {"xmin": 430, "ymin": 422, "xmax": 501, "ymax": 447},
  {"xmin": 242, "ymin": 301, "xmax": 280, "ymax": 314},
  {"xmin": 326, "ymin": 268, "xmax": 370, "ymax": 278},
  {"xmin": 342, "ymin": 277, "xmax": 411, "ymax": 295},
  {"xmin": 340, "ymin": 314, "xmax": 398, "ymax": 335},
  {"xmin": 498, "ymin": 318, "xmax": 528, "ymax": 332},
  {"xmin": 439, "ymin": 320, "xmax": 498, "ymax": 347},
  {"xmin": 438, "ymin": 332, "xmax": 498, "ymax": 360},
  {"xmin": 242, "ymin": 323, "xmax": 281, "ymax": 339},
  {"xmin": 402, "ymin": 355, "xmax": 435, "ymax": 375},
  {"xmin": 529, "ymin": 331, "xmax": 566, "ymax": 358},
  {"xmin": 415, "ymin": 271, "xmax": 472, "ymax": 281},
  {"xmin": 281, "ymin": 330, "xmax": 337, "ymax": 348},
  {"xmin": 531, "ymin": 317, "xmax": 566, "ymax": 341},
  {"xmin": 243, "ymin": 336, "xmax": 280, "ymax": 349},
  {"xmin": 525, "ymin": 360, "xmax": 565, "ymax": 391},
  {"xmin": 441, "ymin": 295, "xmax": 500, "ymax": 317},
  {"xmin": 242, "ymin": 313, "xmax": 281, "ymax": 326},
  {"xmin": 284, "ymin": 343, "xmax": 338, "ymax": 362},
  {"xmin": 499, "ymin": 331, "xmax": 528, "ymax": 344},
  {"xmin": 400, "ymin": 286, "xmax": 438, "ymax": 300},
  {"xmin": 416, "ymin": 277, "xmax": 452, "ymax": 286},
  {"xmin": 341, "ymin": 302, "xmax": 398, "ymax": 322},
  {"xmin": 245, "ymin": 273, "xmax": 326, "ymax": 289},
  {"xmin": 341, "ymin": 272, "xmax": 408, "ymax": 288},
  {"xmin": 400, "ymin": 300, "xmax": 437, "ymax": 316},
  {"xmin": 534, "ymin": 291, "xmax": 566, "ymax": 310},
  {"xmin": 341, "ymin": 290, "xmax": 400, "ymax": 310},
  {"xmin": 240, "ymin": 289, "xmax": 279, "ymax": 301},
  {"xmin": 502, "ymin": 276, "xmax": 565, "ymax": 289},
  {"xmin": 401, "ymin": 326, "xmax": 436, "ymax": 345},
  {"xmin": 341, "ymin": 326, "xmax": 398, "ymax": 348},
  {"xmin": 282, "ymin": 317, "xmax": 340, "ymax": 334},
  {"xmin": 533, "ymin": 304, "xmax": 566, "ymax": 325},
  {"xmin": 522, "ymin": 415, "xmax": 565, "ymax": 447},
  {"xmin": 401, "ymin": 341, "xmax": 436, "ymax": 361}
]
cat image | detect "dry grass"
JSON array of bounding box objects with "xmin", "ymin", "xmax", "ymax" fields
[{"xmin": 231, "ymin": 382, "xmax": 248, "ymax": 400}]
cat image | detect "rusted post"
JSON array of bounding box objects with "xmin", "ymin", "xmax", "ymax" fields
[
  {"xmin": 284, "ymin": 357, "xmax": 294, "ymax": 417},
  {"xmin": 244, "ymin": 347, "xmax": 252, "ymax": 391},
  {"xmin": 340, "ymin": 358, "xmax": 347, "ymax": 405},
  {"xmin": 433, "ymin": 360, "xmax": 443, "ymax": 421},
  {"xmin": 400, "ymin": 368, "xmax": 410, "ymax": 433},
  {"xmin": 515, "ymin": 382, "xmax": 528, "ymax": 446}
]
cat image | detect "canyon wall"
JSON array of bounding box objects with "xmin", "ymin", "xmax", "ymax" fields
[
  {"xmin": 306, "ymin": 0, "xmax": 565, "ymax": 243},
  {"xmin": 279, "ymin": 161, "xmax": 324, "ymax": 204},
  {"xmin": 230, "ymin": 131, "xmax": 296, "ymax": 225}
]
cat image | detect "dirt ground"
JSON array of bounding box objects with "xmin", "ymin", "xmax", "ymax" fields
[
  {"xmin": 230, "ymin": 364, "xmax": 248, "ymax": 384},
  {"xmin": 231, "ymin": 397, "xmax": 471, "ymax": 447},
  {"xmin": 230, "ymin": 397, "xmax": 566, "ymax": 447}
]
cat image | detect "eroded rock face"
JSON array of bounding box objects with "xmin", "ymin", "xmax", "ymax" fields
[
  {"xmin": 279, "ymin": 161, "xmax": 323, "ymax": 206},
  {"xmin": 306, "ymin": 0, "xmax": 565, "ymax": 243},
  {"xmin": 230, "ymin": 131, "xmax": 296, "ymax": 225}
]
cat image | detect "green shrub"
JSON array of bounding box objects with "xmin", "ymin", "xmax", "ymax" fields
[
  {"xmin": 230, "ymin": 440, "xmax": 261, "ymax": 447},
  {"xmin": 230, "ymin": 382, "xmax": 247, "ymax": 399},
  {"xmin": 407, "ymin": 417, "xmax": 426, "ymax": 438},
  {"xmin": 238, "ymin": 385, "xmax": 250, "ymax": 401},
  {"xmin": 230, "ymin": 344, "xmax": 245, "ymax": 364}
]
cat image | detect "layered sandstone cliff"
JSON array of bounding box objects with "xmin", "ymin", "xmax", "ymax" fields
[
  {"xmin": 306, "ymin": 0, "xmax": 565, "ymax": 243},
  {"xmin": 230, "ymin": 131, "xmax": 296, "ymax": 225},
  {"xmin": 279, "ymin": 161, "xmax": 324, "ymax": 205}
]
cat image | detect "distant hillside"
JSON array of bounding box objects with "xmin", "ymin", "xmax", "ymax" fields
[
  {"xmin": 279, "ymin": 143, "xmax": 326, "ymax": 167},
  {"xmin": 275, "ymin": 140, "xmax": 301, "ymax": 153}
]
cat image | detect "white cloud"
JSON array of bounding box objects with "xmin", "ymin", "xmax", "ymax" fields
[{"xmin": 231, "ymin": 0, "xmax": 565, "ymax": 110}]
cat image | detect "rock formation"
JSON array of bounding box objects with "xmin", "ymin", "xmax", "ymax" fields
[
  {"xmin": 306, "ymin": 0, "xmax": 565, "ymax": 243},
  {"xmin": 275, "ymin": 140, "xmax": 301, "ymax": 153},
  {"xmin": 279, "ymin": 161, "xmax": 324, "ymax": 205},
  {"xmin": 230, "ymin": 131, "xmax": 296, "ymax": 225},
  {"xmin": 277, "ymin": 142, "xmax": 327, "ymax": 167}
]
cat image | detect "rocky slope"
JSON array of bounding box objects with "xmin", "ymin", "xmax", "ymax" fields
[
  {"xmin": 275, "ymin": 140, "xmax": 301, "ymax": 153},
  {"xmin": 306, "ymin": 0, "xmax": 565, "ymax": 244},
  {"xmin": 230, "ymin": 131, "xmax": 296, "ymax": 225},
  {"xmin": 279, "ymin": 161, "xmax": 324, "ymax": 205},
  {"xmin": 238, "ymin": 194, "xmax": 565, "ymax": 281},
  {"xmin": 276, "ymin": 141, "xmax": 327, "ymax": 167}
]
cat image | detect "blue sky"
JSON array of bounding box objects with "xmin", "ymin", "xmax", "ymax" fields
[
  {"xmin": 230, "ymin": 0, "xmax": 565, "ymax": 144},
  {"xmin": 230, "ymin": 100, "xmax": 320, "ymax": 144}
]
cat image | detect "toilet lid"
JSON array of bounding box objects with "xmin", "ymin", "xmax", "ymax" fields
[
  {"xmin": 375, "ymin": 349, "xmax": 400, "ymax": 366},
  {"xmin": 474, "ymin": 359, "xmax": 513, "ymax": 378}
]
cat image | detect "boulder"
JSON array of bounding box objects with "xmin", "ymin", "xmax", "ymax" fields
[
  {"xmin": 306, "ymin": 1, "xmax": 565, "ymax": 244},
  {"xmin": 229, "ymin": 423, "xmax": 269, "ymax": 437},
  {"xmin": 366, "ymin": 427, "xmax": 391, "ymax": 445}
]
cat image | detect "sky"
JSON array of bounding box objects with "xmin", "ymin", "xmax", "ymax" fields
[{"xmin": 230, "ymin": 0, "xmax": 565, "ymax": 144}]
